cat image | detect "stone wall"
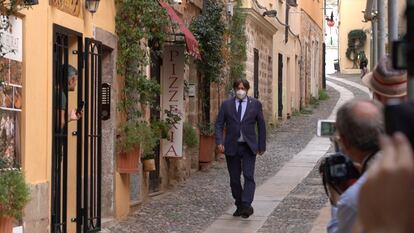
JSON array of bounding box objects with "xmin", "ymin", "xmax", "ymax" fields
[
  {"xmin": 300, "ymin": 11, "xmax": 324, "ymax": 105},
  {"xmin": 23, "ymin": 182, "xmax": 49, "ymax": 233},
  {"xmin": 245, "ymin": 17, "xmax": 274, "ymax": 122}
]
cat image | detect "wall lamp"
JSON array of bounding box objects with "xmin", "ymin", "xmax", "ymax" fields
[
  {"xmin": 86, "ymin": 0, "xmax": 100, "ymax": 14},
  {"xmin": 262, "ymin": 10, "xmax": 277, "ymax": 17}
]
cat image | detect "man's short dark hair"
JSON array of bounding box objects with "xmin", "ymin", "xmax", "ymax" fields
[
  {"xmin": 62, "ymin": 64, "xmax": 78, "ymax": 81},
  {"xmin": 67, "ymin": 65, "xmax": 78, "ymax": 80},
  {"xmin": 233, "ymin": 79, "xmax": 250, "ymax": 90},
  {"xmin": 336, "ymin": 99, "xmax": 383, "ymax": 152}
]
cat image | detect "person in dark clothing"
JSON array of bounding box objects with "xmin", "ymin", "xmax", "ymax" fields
[{"xmin": 215, "ymin": 79, "xmax": 266, "ymax": 219}]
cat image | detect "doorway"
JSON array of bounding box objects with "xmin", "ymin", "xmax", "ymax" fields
[
  {"xmin": 51, "ymin": 24, "xmax": 103, "ymax": 233},
  {"xmin": 278, "ymin": 53, "xmax": 283, "ymax": 118}
]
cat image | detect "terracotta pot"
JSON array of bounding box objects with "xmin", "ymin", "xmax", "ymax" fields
[
  {"xmin": 117, "ymin": 147, "xmax": 140, "ymax": 174},
  {"xmin": 0, "ymin": 216, "xmax": 14, "ymax": 233},
  {"xmin": 143, "ymin": 159, "xmax": 156, "ymax": 172},
  {"xmin": 199, "ymin": 135, "xmax": 215, "ymax": 163}
]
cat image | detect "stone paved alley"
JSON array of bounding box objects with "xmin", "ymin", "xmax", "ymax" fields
[{"xmin": 102, "ymin": 74, "xmax": 369, "ymax": 233}]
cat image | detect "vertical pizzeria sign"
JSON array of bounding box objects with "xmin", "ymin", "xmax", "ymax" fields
[{"xmin": 161, "ymin": 45, "xmax": 185, "ymax": 158}]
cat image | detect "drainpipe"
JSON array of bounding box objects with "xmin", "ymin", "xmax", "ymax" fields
[
  {"xmin": 388, "ymin": 0, "xmax": 398, "ymax": 44},
  {"xmin": 377, "ymin": 0, "xmax": 386, "ymax": 59},
  {"xmin": 407, "ymin": 0, "xmax": 414, "ymax": 101},
  {"xmin": 372, "ymin": 1, "xmax": 378, "ymax": 69},
  {"xmin": 285, "ymin": 3, "xmax": 290, "ymax": 43}
]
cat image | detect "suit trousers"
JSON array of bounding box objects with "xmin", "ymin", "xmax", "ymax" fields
[{"xmin": 225, "ymin": 142, "xmax": 256, "ymax": 208}]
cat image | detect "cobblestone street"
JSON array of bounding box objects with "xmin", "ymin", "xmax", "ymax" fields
[{"xmin": 102, "ymin": 74, "xmax": 369, "ymax": 233}]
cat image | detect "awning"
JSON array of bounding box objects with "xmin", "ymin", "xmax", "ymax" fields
[{"xmin": 159, "ymin": 0, "xmax": 201, "ymax": 60}]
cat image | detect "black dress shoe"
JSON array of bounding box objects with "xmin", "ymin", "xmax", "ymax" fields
[
  {"xmin": 241, "ymin": 206, "xmax": 254, "ymax": 218},
  {"xmin": 233, "ymin": 206, "xmax": 242, "ymax": 216}
]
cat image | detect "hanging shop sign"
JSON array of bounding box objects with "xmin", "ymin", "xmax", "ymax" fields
[
  {"xmin": 0, "ymin": 16, "xmax": 22, "ymax": 62},
  {"xmin": 161, "ymin": 45, "xmax": 185, "ymax": 158},
  {"xmin": 50, "ymin": 0, "xmax": 81, "ymax": 16}
]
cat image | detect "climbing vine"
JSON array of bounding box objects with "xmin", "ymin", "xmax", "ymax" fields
[
  {"xmin": 0, "ymin": 0, "xmax": 33, "ymax": 16},
  {"xmin": 346, "ymin": 29, "xmax": 367, "ymax": 68},
  {"xmin": 115, "ymin": 0, "xmax": 174, "ymax": 154},
  {"xmin": 190, "ymin": 0, "xmax": 226, "ymax": 133},
  {"xmin": 229, "ymin": 0, "xmax": 247, "ymax": 85}
]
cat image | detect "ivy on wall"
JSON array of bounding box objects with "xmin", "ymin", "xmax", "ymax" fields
[
  {"xmin": 346, "ymin": 29, "xmax": 367, "ymax": 68},
  {"xmin": 190, "ymin": 0, "xmax": 226, "ymax": 133},
  {"xmin": 115, "ymin": 0, "xmax": 171, "ymax": 154},
  {"xmin": 0, "ymin": 0, "xmax": 32, "ymax": 16},
  {"xmin": 229, "ymin": 0, "xmax": 247, "ymax": 84}
]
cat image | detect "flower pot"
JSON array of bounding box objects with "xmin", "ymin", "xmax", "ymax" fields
[
  {"xmin": 0, "ymin": 216, "xmax": 14, "ymax": 233},
  {"xmin": 143, "ymin": 159, "xmax": 156, "ymax": 172},
  {"xmin": 199, "ymin": 135, "xmax": 215, "ymax": 163},
  {"xmin": 117, "ymin": 147, "xmax": 140, "ymax": 174}
]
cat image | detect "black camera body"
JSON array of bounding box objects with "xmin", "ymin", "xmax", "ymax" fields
[
  {"xmin": 385, "ymin": 101, "xmax": 414, "ymax": 147},
  {"xmin": 320, "ymin": 152, "xmax": 361, "ymax": 194}
]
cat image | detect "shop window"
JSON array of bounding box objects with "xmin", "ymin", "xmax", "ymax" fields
[{"xmin": 0, "ymin": 57, "xmax": 22, "ymax": 166}]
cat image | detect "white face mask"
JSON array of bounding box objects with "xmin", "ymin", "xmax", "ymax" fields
[{"xmin": 236, "ymin": 90, "xmax": 247, "ymax": 100}]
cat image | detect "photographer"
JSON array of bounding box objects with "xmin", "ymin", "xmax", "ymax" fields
[{"xmin": 325, "ymin": 99, "xmax": 383, "ymax": 233}]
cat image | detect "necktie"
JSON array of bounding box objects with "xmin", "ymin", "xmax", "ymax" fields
[
  {"xmin": 237, "ymin": 100, "xmax": 243, "ymax": 121},
  {"xmin": 237, "ymin": 100, "xmax": 243, "ymax": 139}
]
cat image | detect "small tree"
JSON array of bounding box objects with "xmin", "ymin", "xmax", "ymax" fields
[
  {"xmin": 229, "ymin": 0, "xmax": 247, "ymax": 86},
  {"xmin": 190, "ymin": 0, "xmax": 226, "ymax": 134}
]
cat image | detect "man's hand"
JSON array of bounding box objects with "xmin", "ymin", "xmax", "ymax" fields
[
  {"xmin": 216, "ymin": 144, "xmax": 225, "ymax": 154},
  {"xmin": 69, "ymin": 109, "xmax": 82, "ymax": 122},
  {"xmin": 359, "ymin": 133, "xmax": 414, "ymax": 233},
  {"xmin": 327, "ymin": 184, "xmax": 341, "ymax": 206}
]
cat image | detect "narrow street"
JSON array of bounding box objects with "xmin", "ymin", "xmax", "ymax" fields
[{"xmin": 101, "ymin": 74, "xmax": 369, "ymax": 233}]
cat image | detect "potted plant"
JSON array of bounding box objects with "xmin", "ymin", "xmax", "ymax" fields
[
  {"xmin": 117, "ymin": 121, "xmax": 159, "ymax": 173},
  {"xmin": 191, "ymin": 1, "xmax": 225, "ymax": 164},
  {"xmin": 198, "ymin": 122, "xmax": 216, "ymax": 163},
  {"xmin": 183, "ymin": 123, "xmax": 199, "ymax": 149},
  {"xmin": 0, "ymin": 157, "xmax": 30, "ymax": 233},
  {"xmin": 115, "ymin": 1, "xmax": 169, "ymax": 173},
  {"xmin": 142, "ymin": 153, "xmax": 156, "ymax": 172}
]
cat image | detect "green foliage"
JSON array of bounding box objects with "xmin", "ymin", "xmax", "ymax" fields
[
  {"xmin": 190, "ymin": 0, "xmax": 226, "ymax": 128},
  {"xmin": 198, "ymin": 122, "xmax": 215, "ymax": 136},
  {"xmin": 183, "ymin": 123, "xmax": 199, "ymax": 148},
  {"xmin": 346, "ymin": 29, "xmax": 367, "ymax": 68},
  {"xmin": 117, "ymin": 121, "xmax": 158, "ymax": 156},
  {"xmin": 229, "ymin": 0, "xmax": 247, "ymax": 83},
  {"xmin": 0, "ymin": 157, "xmax": 30, "ymax": 219},
  {"xmin": 310, "ymin": 96, "xmax": 320, "ymax": 107},
  {"xmin": 0, "ymin": 0, "xmax": 32, "ymax": 16},
  {"xmin": 190, "ymin": 1, "xmax": 226, "ymax": 84},
  {"xmin": 115, "ymin": 0, "xmax": 175, "ymax": 153},
  {"xmin": 318, "ymin": 89, "xmax": 329, "ymax": 101}
]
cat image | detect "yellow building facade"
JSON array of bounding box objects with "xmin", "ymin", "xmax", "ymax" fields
[
  {"xmin": 2, "ymin": 1, "xmax": 120, "ymax": 232},
  {"xmin": 240, "ymin": 0, "xmax": 302, "ymax": 123},
  {"xmin": 338, "ymin": 0, "xmax": 371, "ymax": 74}
]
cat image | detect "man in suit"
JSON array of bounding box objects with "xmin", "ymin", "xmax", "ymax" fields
[{"xmin": 215, "ymin": 79, "xmax": 266, "ymax": 218}]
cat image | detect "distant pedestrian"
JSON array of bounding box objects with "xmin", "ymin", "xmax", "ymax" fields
[
  {"xmin": 215, "ymin": 79, "xmax": 266, "ymax": 219},
  {"xmin": 362, "ymin": 56, "xmax": 407, "ymax": 104},
  {"xmin": 359, "ymin": 55, "xmax": 368, "ymax": 78}
]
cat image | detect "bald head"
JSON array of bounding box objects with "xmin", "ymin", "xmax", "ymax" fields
[{"xmin": 336, "ymin": 99, "xmax": 384, "ymax": 153}]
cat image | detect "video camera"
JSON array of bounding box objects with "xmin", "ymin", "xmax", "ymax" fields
[
  {"xmin": 319, "ymin": 152, "xmax": 360, "ymax": 198},
  {"xmin": 316, "ymin": 120, "xmax": 360, "ymax": 198}
]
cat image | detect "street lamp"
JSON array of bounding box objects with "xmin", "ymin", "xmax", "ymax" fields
[
  {"xmin": 24, "ymin": 0, "xmax": 39, "ymax": 5},
  {"xmin": 85, "ymin": 0, "xmax": 100, "ymax": 14},
  {"xmin": 262, "ymin": 10, "xmax": 277, "ymax": 17}
]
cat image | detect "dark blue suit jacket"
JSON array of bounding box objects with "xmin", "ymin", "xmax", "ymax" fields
[{"xmin": 215, "ymin": 96, "xmax": 266, "ymax": 156}]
